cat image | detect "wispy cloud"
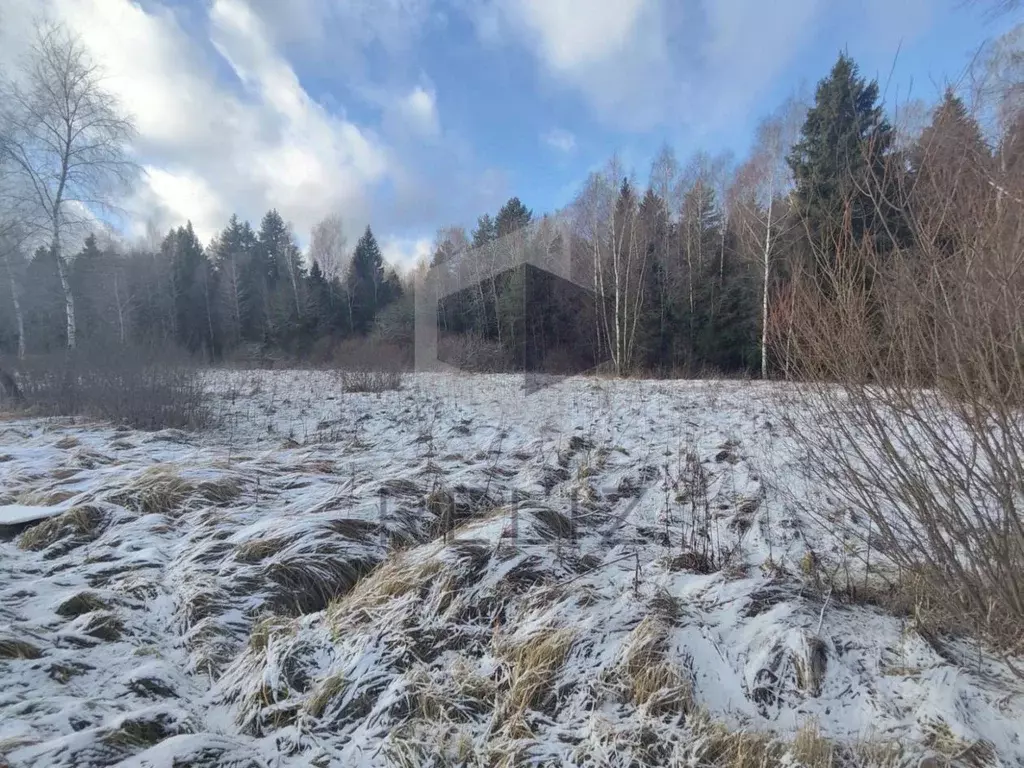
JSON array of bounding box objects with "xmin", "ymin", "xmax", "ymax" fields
[{"xmin": 542, "ymin": 128, "xmax": 577, "ymax": 153}]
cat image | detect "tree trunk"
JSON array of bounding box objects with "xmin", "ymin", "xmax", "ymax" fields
[
  {"xmin": 761, "ymin": 195, "xmax": 774, "ymax": 380},
  {"xmin": 287, "ymin": 256, "xmax": 302, "ymax": 318},
  {"xmin": 2, "ymin": 251, "xmax": 26, "ymax": 359},
  {"xmin": 113, "ymin": 270, "xmax": 127, "ymax": 345},
  {"xmin": 52, "ymin": 227, "xmax": 77, "ymax": 349},
  {"xmin": 0, "ymin": 366, "xmax": 23, "ymax": 403}
]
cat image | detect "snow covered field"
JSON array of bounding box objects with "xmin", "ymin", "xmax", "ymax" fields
[{"xmin": 1, "ymin": 371, "xmax": 1022, "ymax": 767}]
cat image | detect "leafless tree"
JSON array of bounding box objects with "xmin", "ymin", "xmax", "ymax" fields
[
  {"xmin": 0, "ymin": 21, "xmax": 137, "ymax": 349},
  {"xmin": 731, "ymin": 98, "xmax": 805, "ymax": 378},
  {"xmin": 571, "ymin": 156, "xmax": 649, "ymax": 375},
  {"xmin": 309, "ymin": 212, "xmax": 348, "ymax": 282},
  {"xmin": 648, "ymin": 143, "xmax": 681, "ymax": 216},
  {"xmin": 0, "ymin": 218, "xmax": 27, "ymax": 359}
]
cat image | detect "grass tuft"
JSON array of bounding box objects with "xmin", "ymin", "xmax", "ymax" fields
[
  {"xmin": 80, "ymin": 611, "xmax": 125, "ymax": 642},
  {"xmin": 619, "ymin": 616, "xmax": 693, "ymax": 716},
  {"xmin": 196, "ymin": 476, "xmax": 245, "ymax": 506},
  {"xmin": 56, "ymin": 591, "xmax": 111, "ymax": 618},
  {"xmin": 339, "ymin": 370, "xmax": 402, "ymax": 393},
  {"xmin": 0, "ymin": 635, "xmax": 43, "ymax": 659},
  {"xmin": 109, "ymin": 467, "xmax": 194, "ymax": 516},
  {"xmin": 305, "ymin": 673, "xmax": 346, "ymax": 719},
  {"xmin": 494, "ymin": 627, "xmax": 575, "ymax": 738},
  {"xmin": 235, "ymin": 536, "xmax": 291, "ymax": 564},
  {"xmin": 17, "ymin": 505, "xmax": 106, "ymax": 552}
]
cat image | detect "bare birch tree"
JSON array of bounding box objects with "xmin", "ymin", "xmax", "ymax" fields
[
  {"xmin": 572, "ymin": 157, "xmax": 649, "ymax": 375},
  {"xmin": 0, "ymin": 218, "xmax": 27, "ymax": 359},
  {"xmin": 309, "ymin": 213, "xmax": 348, "ymax": 282},
  {"xmin": 0, "ymin": 21, "xmax": 136, "ymax": 349},
  {"xmin": 731, "ymin": 98, "xmax": 804, "ymax": 377}
]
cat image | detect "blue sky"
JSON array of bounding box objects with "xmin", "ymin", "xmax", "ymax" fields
[{"xmin": 1, "ymin": 0, "xmax": 1016, "ymax": 266}]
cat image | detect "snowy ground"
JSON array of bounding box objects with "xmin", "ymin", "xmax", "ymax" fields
[{"xmin": 0, "ymin": 371, "xmax": 1022, "ymax": 767}]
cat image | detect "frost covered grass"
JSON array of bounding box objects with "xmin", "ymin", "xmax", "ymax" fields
[{"xmin": 0, "ymin": 370, "xmax": 1022, "ymax": 767}]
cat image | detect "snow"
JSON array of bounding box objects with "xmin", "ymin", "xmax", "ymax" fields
[
  {"xmin": 0, "ymin": 370, "xmax": 1021, "ymax": 767},
  {"xmin": 0, "ymin": 504, "xmax": 67, "ymax": 526}
]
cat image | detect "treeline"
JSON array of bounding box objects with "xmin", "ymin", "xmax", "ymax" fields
[
  {"xmin": 0, "ymin": 212, "xmax": 403, "ymax": 362},
  {"xmin": 422, "ymin": 45, "xmax": 1022, "ymax": 378},
  {"xmin": 2, "ymin": 19, "xmax": 1022, "ymax": 378}
]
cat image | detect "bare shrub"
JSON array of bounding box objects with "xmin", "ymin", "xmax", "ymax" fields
[
  {"xmin": 437, "ymin": 332, "xmax": 512, "ymax": 372},
  {"xmin": 339, "ymin": 370, "xmax": 403, "ymax": 393},
  {"xmin": 779, "ymin": 98, "xmax": 1024, "ymax": 657},
  {"xmin": 10, "ymin": 347, "xmax": 209, "ymax": 430},
  {"xmin": 331, "ymin": 337, "xmax": 411, "ymax": 371}
]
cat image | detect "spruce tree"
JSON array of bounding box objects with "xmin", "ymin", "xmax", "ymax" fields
[
  {"xmin": 71, "ymin": 234, "xmax": 104, "ymax": 345},
  {"xmin": 212, "ymin": 215, "xmax": 256, "ymax": 348},
  {"xmin": 345, "ymin": 226, "xmax": 390, "ymax": 334},
  {"xmin": 472, "ymin": 214, "xmax": 497, "ymax": 247},
  {"xmin": 167, "ymin": 222, "xmax": 208, "ymax": 354},
  {"xmin": 495, "ymin": 197, "xmax": 532, "ymax": 238},
  {"xmin": 910, "ymin": 89, "xmax": 992, "ymax": 255},
  {"xmin": 788, "ymin": 53, "xmax": 896, "ymax": 270}
]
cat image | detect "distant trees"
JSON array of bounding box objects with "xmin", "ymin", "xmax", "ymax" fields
[{"xmin": 0, "ymin": 37, "xmax": 1020, "ymax": 381}]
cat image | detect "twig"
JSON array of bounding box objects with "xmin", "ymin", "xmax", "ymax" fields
[{"xmin": 816, "ymin": 585, "xmax": 833, "ymax": 636}]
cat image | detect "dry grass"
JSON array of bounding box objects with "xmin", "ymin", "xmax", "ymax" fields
[
  {"xmin": 55, "ymin": 591, "xmax": 111, "ymax": 618},
  {"xmin": 15, "ymin": 488, "xmax": 78, "ymax": 506},
  {"xmin": 686, "ymin": 713, "xmax": 904, "ymax": 768},
  {"xmin": 493, "ymin": 627, "xmax": 575, "ymax": 738},
  {"xmin": 327, "ymin": 554, "xmax": 444, "ymax": 629},
  {"xmin": 264, "ymin": 554, "xmax": 376, "ymax": 616},
  {"xmin": 339, "ymin": 370, "xmax": 403, "ymax": 393},
  {"xmin": 235, "ymin": 536, "xmax": 291, "ymax": 564},
  {"xmin": 80, "ymin": 611, "xmax": 124, "ymax": 642},
  {"xmin": 108, "ymin": 466, "xmax": 194, "ymax": 516},
  {"xmin": 922, "ymin": 718, "xmax": 996, "ymax": 767},
  {"xmin": 196, "ymin": 476, "xmax": 245, "ymax": 506},
  {"xmin": 17, "ymin": 505, "xmax": 106, "ymax": 551},
  {"xmin": 618, "ymin": 617, "xmax": 693, "ymax": 716},
  {"xmin": 99, "ymin": 710, "xmax": 191, "ymax": 749},
  {"xmin": 0, "ymin": 635, "xmax": 43, "ymax": 659},
  {"xmin": 304, "ymin": 673, "xmax": 347, "ymax": 719}
]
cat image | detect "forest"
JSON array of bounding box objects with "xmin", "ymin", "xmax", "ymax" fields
[{"xmin": 1, "ymin": 23, "xmax": 1022, "ymax": 382}]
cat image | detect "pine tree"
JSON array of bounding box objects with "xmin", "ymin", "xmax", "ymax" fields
[
  {"xmin": 910, "ymin": 89, "xmax": 992, "ymax": 255},
  {"xmin": 788, "ymin": 53, "xmax": 897, "ymax": 271},
  {"xmin": 495, "ymin": 197, "xmax": 533, "ymax": 238},
  {"xmin": 166, "ymin": 222, "xmax": 208, "ymax": 354},
  {"xmin": 212, "ymin": 215, "xmax": 256, "ymax": 349},
  {"xmin": 345, "ymin": 226, "xmax": 395, "ymax": 334}
]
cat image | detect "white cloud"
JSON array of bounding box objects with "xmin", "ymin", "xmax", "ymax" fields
[
  {"xmin": 512, "ymin": 0, "xmax": 647, "ymax": 71},
  {"xmin": 395, "ymin": 86, "xmax": 441, "ymax": 138},
  {"xmin": 0, "ymin": 0, "xmax": 410, "ymax": 246},
  {"xmin": 381, "ymin": 235, "xmax": 433, "ymax": 270},
  {"xmin": 542, "ymin": 128, "xmax": 576, "ymax": 153},
  {"xmin": 0, "ymin": 0, "xmax": 503, "ymax": 248},
  {"xmin": 473, "ymin": 0, "xmax": 829, "ymax": 132},
  {"xmin": 137, "ymin": 166, "xmax": 227, "ymax": 242}
]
